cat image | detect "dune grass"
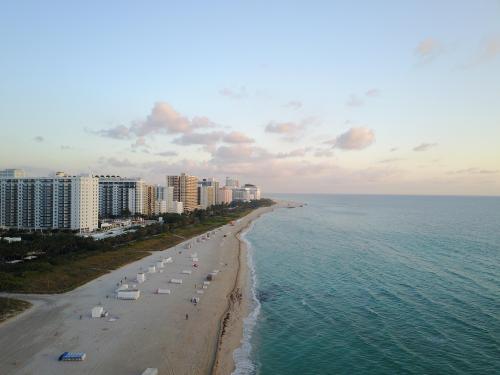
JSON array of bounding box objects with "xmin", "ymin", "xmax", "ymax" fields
[
  {"xmin": 0, "ymin": 209, "xmax": 255, "ymax": 294},
  {"xmin": 0, "ymin": 297, "xmax": 32, "ymax": 323}
]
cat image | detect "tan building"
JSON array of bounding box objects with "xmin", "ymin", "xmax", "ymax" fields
[
  {"xmin": 217, "ymin": 186, "xmax": 233, "ymax": 204},
  {"xmin": 144, "ymin": 184, "xmax": 157, "ymax": 217},
  {"xmin": 166, "ymin": 173, "xmax": 198, "ymax": 212}
]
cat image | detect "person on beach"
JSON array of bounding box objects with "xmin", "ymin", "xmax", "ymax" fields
[{"xmin": 185, "ymin": 313, "xmax": 189, "ymax": 320}]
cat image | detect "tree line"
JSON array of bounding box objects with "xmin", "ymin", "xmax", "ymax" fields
[{"xmin": 0, "ymin": 199, "xmax": 274, "ymax": 264}]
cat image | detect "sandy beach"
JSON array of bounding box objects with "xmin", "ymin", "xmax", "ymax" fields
[{"xmin": 0, "ymin": 204, "xmax": 279, "ymax": 375}]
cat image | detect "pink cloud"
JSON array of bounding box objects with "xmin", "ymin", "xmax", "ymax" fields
[
  {"xmin": 415, "ymin": 37, "xmax": 443, "ymax": 62},
  {"xmin": 94, "ymin": 102, "xmax": 216, "ymax": 140},
  {"xmin": 222, "ymin": 131, "xmax": 254, "ymax": 144},
  {"xmin": 326, "ymin": 127, "xmax": 375, "ymax": 150}
]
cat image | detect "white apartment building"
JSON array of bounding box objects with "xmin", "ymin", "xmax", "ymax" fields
[
  {"xmin": 199, "ymin": 178, "xmax": 219, "ymax": 204},
  {"xmin": 168, "ymin": 201, "xmax": 184, "ymax": 214},
  {"xmin": 154, "ymin": 200, "xmax": 168, "ymax": 215},
  {"xmin": 198, "ymin": 185, "xmax": 210, "ymax": 209},
  {"xmin": 244, "ymin": 184, "xmax": 261, "ymax": 200},
  {"xmin": 0, "ymin": 172, "xmax": 99, "ymax": 232},
  {"xmin": 232, "ymin": 187, "xmax": 252, "ymax": 202},
  {"xmin": 225, "ymin": 177, "xmax": 240, "ymax": 188},
  {"xmin": 232, "ymin": 184, "xmax": 261, "ymax": 202},
  {"xmin": 152, "ymin": 185, "xmax": 177, "ymax": 215},
  {"xmin": 98, "ymin": 176, "xmax": 145, "ymax": 217}
]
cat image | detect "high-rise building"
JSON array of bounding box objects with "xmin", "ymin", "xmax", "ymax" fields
[
  {"xmin": 144, "ymin": 184, "xmax": 157, "ymax": 217},
  {"xmin": 217, "ymin": 186, "xmax": 233, "ymax": 204},
  {"xmin": 168, "ymin": 200, "xmax": 183, "ymax": 214},
  {"xmin": 243, "ymin": 184, "xmax": 261, "ymax": 200},
  {"xmin": 232, "ymin": 184, "xmax": 261, "ymax": 202},
  {"xmin": 97, "ymin": 176, "xmax": 145, "ymax": 217},
  {"xmin": 198, "ymin": 185, "xmax": 209, "ymax": 209},
  {"xmin": 199, "ymin": 178, "xmax": 219, "ymax": 205},
  {"xmin": 0, "ymin": 169, "xmax": 26, "ymax": 178},
  {"xmin": 232, "ymin": 187, "xmax": 252, "ymax": 202},
  {"xmin": 225, "ymin": 177, "xmax": 240, "ymax": 188},
  {"xmin": 0, "ymin": 172, "xmax": 99, "ymax": 232},
  {"xmin": 166, "ymin": 173, "xmax": 198, "ymax": 212}
]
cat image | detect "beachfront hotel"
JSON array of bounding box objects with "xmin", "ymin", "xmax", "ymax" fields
[
  {"xmin": 0, "ymin": 171, "xmax": 99, "ymax": 232},
  {"xmin": 217, "ymin": 186, "xmax": 233, "ymax": 204},
  {"xmin": 97, "ymin": 176, "xmax": 146, "ymax": 217},
  {"xmin": 0, "ymin": 168, "xmax": 262, "ymax": 232},
  {"xmin": 232, "ymin": 184, "xmax": 261, "ymax": 202},
  {"xmin": 167, "ymin": 173, "xmax": 198, "ymax": 212}
]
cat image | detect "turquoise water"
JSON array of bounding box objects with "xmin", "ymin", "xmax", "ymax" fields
[{"xmin": 235, "ymin": 195, "xmax": 500, "ymax": 375}]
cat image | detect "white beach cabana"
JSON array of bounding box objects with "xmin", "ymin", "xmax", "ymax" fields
[
  {"xmin": 91, "ymin": 306, "xmax": 104, "ymax": 318},
  {"xmin": 136, "ymin": 273, "xmax": 146, "ymax": 283},
  {"xmin": 170, "ymin": 278, "xmax": 183, "ymax": 284},
  {"xmin": 117, "ymin": 290, "xmax": 140, "ymax": 300},
  {"xmin": 156, "ymin": 288, "xmax": 171, "ymax": 294},
  {"xmin": 141, "ymin": 368, "xmax": 158, "ymax": 375},
  {"xmin": 115, "ymin": 284, "xmax": 129, "ymax": 293},
  {"xmin": 181, "ymin": 270, "xmax": 192, "ymax": 275}
]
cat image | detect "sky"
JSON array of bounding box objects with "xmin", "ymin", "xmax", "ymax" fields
[{"xmin": 1, "ymin": 1, "xmax": 499, "ymax": 195}]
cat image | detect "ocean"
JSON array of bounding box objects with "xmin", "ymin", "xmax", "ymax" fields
[{"xmin": 232, "ymin": 194, "xmax": 500, "ymax": 375}]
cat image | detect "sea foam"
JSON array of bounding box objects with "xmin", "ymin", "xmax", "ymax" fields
[{"xmin": 231, "ymin": 221, "xmax": 261, "ymax": 375}]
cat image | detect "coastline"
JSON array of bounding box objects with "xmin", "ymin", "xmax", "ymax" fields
[
  {"xmin": 212, "ymin": 200, "xmax": 299, "ymax": 375},
  {"xmin": 0, "ymin": 205, "xmax": 277, "ymax": 375}
]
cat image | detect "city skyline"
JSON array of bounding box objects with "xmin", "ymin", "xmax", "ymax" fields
[{"xmin": 1, "ymin": 1, "xmax": 499, "ymax": 195}]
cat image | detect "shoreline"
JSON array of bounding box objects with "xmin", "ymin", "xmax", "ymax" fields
[
  {"xmin": 212, "ymin": 200, "xmax": 299, "ymax": 375},
  {"xmin": 0, "ymin": 204, "xmax": 277, "ymax": 375}
]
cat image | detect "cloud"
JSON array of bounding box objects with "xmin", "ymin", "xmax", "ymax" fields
[
  {"xmin": 325, "ymin": 127, "xmax": 375, "ymax": 150},
  {"xmin": 465, "ymin": 35, "xmax": 500, "ymax": 67},
  {"xmin": 415, "ymin": 37, "xmax": 442, "ymax": 62},
  {"xmin": 156, "ymin": 151, "xmax": 178, "ymax": 157},
  {"xmin": 213, "ymin": 145, "xmax": 253, "ymax": 162},
  {"xmin": 265, "ymin": 121, "xmax": 302, "ymax": 134},
  {"xmin": 275, "ymin": 148, "xmax": 309, "ymax": 159},
  {"xmin": 173, "ymin": 131, "xmax": 224, "ymax": 146},
  {"xmin": 93, "ymin": 102, "xmax": 216, "ymax": 140},
  {"xmin": 346, "ymin": 95, "xmax": 364, "ymax": 107},
  {"xmin": 222, "ymin": 131, "xmax": 254, "ymax": 144},
  {"xmin": 219, "ymin": 86, "xmax": 248, "ymax": 99},
  {"xmin": 131, "ymin": 102, "xmax": 215, "ymax": 136},
  {"xmin": 283, "ymin": 100, "xmax": 303, "ymax": 110},
  {"xmin": 34, "ymin": 136, "xmax": 44, "ymax": 143},
  {"xmin": 413, "ymin": 142, "xmax": 437, "ymax": 152},
  {"xmin": 265, "ymin": 118, "xmax": 314, "ymax": 141},
  {"xmin": 98, "ymin": 157, "xmax": 136, "ymax": 168},
  {"xmin": 314, "ymin": 148, "xmax": 334, "ymax": 158},
  {"xmin": 60, "ymin": 145, "xmax": 72, "ymax": 150},
  {"xmin": 447, "ymin": 168, "xmax": 499, "ymax": 175},
  {"xmin": 479, "ymin": 35, "xmax": 500, "ymax": 62},
  {"xmin": 93, "ymin": 125, "xmax": 131, "ymax": 139},
  {"xmin": 365, "ymin": 89, "xmax": 380, "ymax": 97},
  {"xmin": 379, "ymin": 158, "xmax": 404, "ymax": 163},
  {"xmin": 131, "ymin": 137, "xmax": 149, "ymax": 149}
]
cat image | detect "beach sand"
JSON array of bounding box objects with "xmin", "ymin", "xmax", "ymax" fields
[{"xmin": 0, "ymin": 204, "xmax": 278, "ymax": 375}]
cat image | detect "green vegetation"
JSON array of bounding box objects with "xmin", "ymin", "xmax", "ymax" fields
[
  {"xmin": 0, "ymin": 297, "xmax": 31, "ymax": 322},
  {"xmin": 0, "ymin": 199, "xmax": 274, "ymax": 293}
]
